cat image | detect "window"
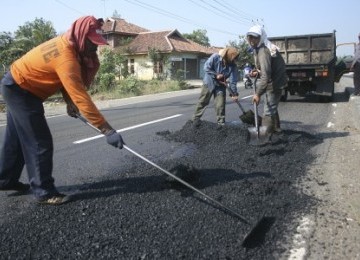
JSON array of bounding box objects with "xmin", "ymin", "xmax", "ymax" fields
[
  {"xmin": 129, "ymin": 59, "xmax": 135, "ymax": 74},
  {"xmin": 153, "ymin": 61, "xmax": 163, "ymax": 74}
]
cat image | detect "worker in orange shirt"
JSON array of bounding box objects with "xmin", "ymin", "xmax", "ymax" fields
[{"xmin": 0, "ymin": 16, "xmax": 124, "ymax": 205}]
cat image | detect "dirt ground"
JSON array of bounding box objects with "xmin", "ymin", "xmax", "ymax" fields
[{"xmin": 299, "ymin": 89, "xmax": 360, "ymax": 260}]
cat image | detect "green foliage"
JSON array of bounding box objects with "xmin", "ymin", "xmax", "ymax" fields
[
  {"xmin": 170, "ymin": 68, "xmax": 185, "ymax": 81},
  {"xmin": 137, "ymin": 79, "xmax": 185, "ymax": 94},
  {"xmin": 0, "ymin": 18, "xmax": 56, "ymax": 67},
  {"xmin": 0, "ymin": 32, "xmax": 15, "ymax": 67},
  {"xmin": 90, "ymin": 78, "xmax": 188, "ymax": 100},
  {"xmin": 228, "ymin": 35, "xmax": 254, "ymax": 68},
  {"xmin": 98, "ymin": 73, "xmax": 116, "ymax": 91},
  {"xmin": 182, "ymin": 29, "xmax": 210, "ymax": 47},
  {"xmin": 117, "ymin": 76, "xmax": 141, "ymax": 95},
  {"xmin": 98, "ymin": 48, "xmax": 116, "ymax": 75},
  {"xmin": 148, "ymin": 48, "xmax": 161, "ymax": 62},
  {"xmin": 15, "ymin": 18, "xmax": 56, "ymax": 55},
  {"xmin": 147, "ymin": 48, "xmax": 169, "ymax": 80},
  {"xmin": 169, "ymin": 68, "xmax": 188, "ymax": 89},
  {"xmin": 98, "ymin": 47, "xmax": 127, "ymax": 80}
]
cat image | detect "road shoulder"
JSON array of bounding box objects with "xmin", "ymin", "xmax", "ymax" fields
[{"xmin": 303, "ymin": 87, "xmax": 360, "ymax": 259}]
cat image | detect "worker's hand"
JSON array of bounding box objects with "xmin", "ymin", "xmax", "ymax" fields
[
  {"xmin": 66, "ymin": 103, "xmax": 79, "ymax": 118},
  {"xmin": 252, "ymin": 94, "xmax": 260, "ymax": 105},
  {"xmin": 105, "ymin": 130, "xmax": 125, "ymax": 149},
  {"xmin": 216, "ymin": 73, "xmax": 224, "ymax": 81},
  {"xmin": 231, "ymin": 94, "xmax": 239, "ymax": 102},
  {"xmin": 249, "ymin": 69, "xmax": 259, "ymax": 78}
]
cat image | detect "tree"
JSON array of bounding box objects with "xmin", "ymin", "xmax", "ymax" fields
[
  {"xmin": 0, "ymin": 32, "xmax": 16, "ymax": 68},
  {"xmin": 0, "ymin": 18, "xmax": 57, "ymax": 67},
  {"xmin": 148, "ymin": 48, "xmax": 169, "ymax": 80},
  {"xmin": 14, "ymin": 18, "xmax": 57, "ymax": 56},
  {"xmin": 182, "ymin": 29, "xmax": 210, "ymax": 47},
  {"xmin": 95, "ymin": 47, "xmax": 127, "ymax": 91},
  {"xmin": 228, "ymin": 35, "xmax": 254, "ymax": 68},
  {"xmin": 112, "ymin": 10, "xmax": 121, "ymax": 18}
]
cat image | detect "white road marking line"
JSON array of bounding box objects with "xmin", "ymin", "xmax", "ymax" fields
[
  {"xmin": 240, "ymin": 95, "xmax": 253, "ymax": 100},
  {"xmin": 73, "ymin": 114, "xmax": 183, "ymax": 144},
  {"xmin": 288, "ymin": 216, "xmax": 314, "ymax": 260},
  {"xmin": 46, "ymin": 114, "xmax": 66, "ymax": 119},
  {"xmin": 327, "ymin": 122, "xmax": 335, "ymax": 128}
]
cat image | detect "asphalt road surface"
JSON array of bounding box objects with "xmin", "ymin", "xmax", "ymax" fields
[{"xmin": 0, "ymin": 77, "xmax": 359, "ymax": 259}]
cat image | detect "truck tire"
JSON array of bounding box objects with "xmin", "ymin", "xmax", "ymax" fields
[
  {"xmin": 318, "ymin": 83, "xmax": 334, "ymax": 103},
  {"xmin": 318, "ymin": 94, "xmax": 333, "ymax": 103}
]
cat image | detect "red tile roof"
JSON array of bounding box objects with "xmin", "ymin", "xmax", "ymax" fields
[
  {"xmin": 103, "ymin": 17, "xmax": 149, "ymax": 35},
  {"xmin": 102, "ymin": 18, "xmax": 219, "ymax": 55},
  {"xmin": 126, "ymin": 30, "xmax": 219, "ymax": 55}
]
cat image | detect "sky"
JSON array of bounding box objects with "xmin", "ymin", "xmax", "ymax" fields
[{"xmin": 1, "ymin": 0, "xmax": 359, "ymax": 56}]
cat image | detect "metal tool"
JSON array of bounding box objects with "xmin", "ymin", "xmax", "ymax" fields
[
  {"xmin": 247, "ymin": 76, "xmax": 270, "ymax": 145},
  {"xmin": 226, "ymin": 84, "xmax": 255, "ymax": 125},
  {"xmin": 76, "ymin": 113, "xmax": 271, "ymax": 248}
]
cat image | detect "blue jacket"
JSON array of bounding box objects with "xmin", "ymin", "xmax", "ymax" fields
[{"xmin": 203, "ymin": 53, "xmax": 238, "ymax": 95}]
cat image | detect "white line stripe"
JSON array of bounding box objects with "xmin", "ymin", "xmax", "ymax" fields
[
  {"xmin": 240, "ymin": 95, "xmax": 253, "ymax": 100},
  {"xmin": 73, "ymin": 114, "xmax": 183, "ymax": 144},
  {"xmin": 46, "ymin": 114, "xmax": 66, "ymax": 119}
]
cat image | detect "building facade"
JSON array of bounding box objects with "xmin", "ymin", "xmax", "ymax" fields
[{"xmin": 101, "ymin": 17, "xmax": 219, "ymax": 80}]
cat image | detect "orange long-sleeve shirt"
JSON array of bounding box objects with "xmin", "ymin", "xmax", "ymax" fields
[{"xmin": 10, "ymin": 35, "xmax": 106, "ymax": 128}]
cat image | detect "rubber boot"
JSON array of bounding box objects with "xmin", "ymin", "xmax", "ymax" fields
[
  {"xmin": 261, "ymin": 116, "xmax": 274, "ymax": 135},
  {"xmin": 273, "ymin": 112, "xmax": 282, "ymax": 134}
]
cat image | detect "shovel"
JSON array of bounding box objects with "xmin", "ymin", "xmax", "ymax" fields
[
  {"xmin": 247, "ymin": 77, "xmax": 271, "ymax": 145},
  {"xmin": 75, "ymin": 113, "xmax": 273, "ymax": 248},
  {"xmin": 226, "ymin": 84, "xmax": 255, "ymax": 125}
]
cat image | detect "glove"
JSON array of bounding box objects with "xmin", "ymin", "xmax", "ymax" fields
[{"xmin": 105, "ymin": 130, "xmax": 125, "ymax": 149}]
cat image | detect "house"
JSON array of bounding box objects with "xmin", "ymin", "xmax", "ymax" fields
[{"xmin": 101, "ymin": 17, "xmax": 220, "ymax": 80}]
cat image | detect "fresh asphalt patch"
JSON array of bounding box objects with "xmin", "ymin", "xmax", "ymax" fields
[{"xmin": 0, "ymin": 120, "xmax": 323, "ymax": 259}]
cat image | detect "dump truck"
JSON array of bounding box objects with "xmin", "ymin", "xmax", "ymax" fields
[{"xmin": 269, "ymin": 31, "xmax": 351, "ymax": 102}]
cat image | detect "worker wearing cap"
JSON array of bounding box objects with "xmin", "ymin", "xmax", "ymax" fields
[
  {"xmin": 246, "ymin": 25, "xmax": 287, "ymax": 136},
  {"xmin": 0, "ymin": 16, "xmax": 124, "ymax": 205}
]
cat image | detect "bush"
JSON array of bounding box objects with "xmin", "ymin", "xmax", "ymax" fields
[
  {"xmin": 98, "ymin": 73, "xmax": 116, "ymax": 92},
  {"xmin": 90, "ymin": 78, "xmax": 190, "ymax": 100},
  {"xmin": 117, "ymin": 76, "xmax": 141, "ymax": 95}
]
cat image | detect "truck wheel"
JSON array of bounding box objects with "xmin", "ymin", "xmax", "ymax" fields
[{"xmin": 280, "ymin": 89, "xmax": 288, "ymax": 102}]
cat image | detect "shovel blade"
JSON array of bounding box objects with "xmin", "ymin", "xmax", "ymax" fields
[
  {"xmin": 247, "ymin": 126, "xmax": 270, "ymax": 145},
  {"xmin": 239, "ymin": 110, "xmax": 255, "ymax": 125}
]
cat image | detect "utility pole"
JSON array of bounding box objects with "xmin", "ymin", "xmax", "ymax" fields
[{"xmin": 101, "ymin": 0, "xmax": 107, "ymax": 18}]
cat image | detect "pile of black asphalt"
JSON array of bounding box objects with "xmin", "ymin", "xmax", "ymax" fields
[{"xmin": 0, "ymin": 120, "xmax": 322, "ymax": 259}]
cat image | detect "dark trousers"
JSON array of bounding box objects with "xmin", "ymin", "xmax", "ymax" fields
[
  {"xmin": 354, "ymin": 62, "xmax": 360, "ymax": 94},
  {"xmin": 0, "ymin": 83, "xmax": 57, "ymax": 198}
]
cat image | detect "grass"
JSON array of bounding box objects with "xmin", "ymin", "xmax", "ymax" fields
[
  {"xmin": 0, "ymin": 79, "xmax": 195, "ymax": 111},
  {"xmin": 42, "ymin": 79, "xmax": 192, "ymax": 104}
]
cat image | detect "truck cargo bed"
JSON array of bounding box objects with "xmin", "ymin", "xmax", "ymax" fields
[{"xmin": 268, "ymin": 32, "xmax": 337, "ymax": 102}]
